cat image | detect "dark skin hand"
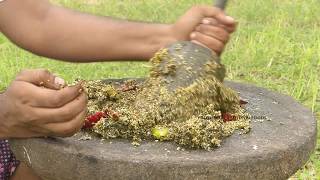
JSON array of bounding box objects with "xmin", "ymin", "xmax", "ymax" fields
[
  {"xmin": 0, "ymin": 69, "xmax": 87, "ymax": 138},
  {"xmin": 0, "ymin": 1, "xmax": 236, "ymax": 61},
  {"xmin": 0, "ymin": 1, "xmax": 237, "ymax": 179}
]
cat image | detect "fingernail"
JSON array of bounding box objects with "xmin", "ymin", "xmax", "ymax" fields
[
  {"xmin": 225, "ymin": 16, "xmax": 235, "ymax": 23},
  {"xmin": 202, "ymin": 19, "xmax": 210, "ymax": 25},
  {"xmin": 54, "ymin": 77, "xmax": 65, "ymax": 86},
  {"xmin": 190, "ymin": 33, "xmax": 196, "ymax": 39},
  {"xmin": 191, "ymin": 40, "xmax": 206, "ymax": 48}
]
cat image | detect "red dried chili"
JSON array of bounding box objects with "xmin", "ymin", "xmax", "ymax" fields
[
  {"xmin": 222, "ymin": 112, "xmax": 235, "ymax": 122},
  {"xmin": 83, "ymin": 111, "xmax": 106, "ymax": 129}
]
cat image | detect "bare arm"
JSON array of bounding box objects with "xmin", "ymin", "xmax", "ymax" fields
[
  {"xmin": 0, "ymin": 0, "xmax": 236, "ymax": 62},
  {"xmin": 0, "ymin": 0, "xmax": 176, "ymax": 61}
]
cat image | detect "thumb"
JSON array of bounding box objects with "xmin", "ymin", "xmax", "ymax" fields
[
  {"xmin": 198, "ymin": 6, "xmax": 235, "ymax": 25},
  {"xmin": 15, "ymin": 69, "xmax": 65, "ymax": 90}
]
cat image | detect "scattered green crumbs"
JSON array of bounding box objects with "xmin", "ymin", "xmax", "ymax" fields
[{"xmin": 84, "ymin": 46, "xmax": 251, "ymax": 151}]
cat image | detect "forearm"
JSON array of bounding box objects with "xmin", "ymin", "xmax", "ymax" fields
[
  {"xmin": 35, "ymin": 7, "xmax": 175, "ymax": 61},
  {"xmin": 0, "ymin": 0, "xmax": 175, "ymax": 62}
]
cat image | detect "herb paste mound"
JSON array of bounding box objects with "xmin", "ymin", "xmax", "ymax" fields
[{"xmin": 85, "ymin": 47, "xmax": 251, "ymax": 150}]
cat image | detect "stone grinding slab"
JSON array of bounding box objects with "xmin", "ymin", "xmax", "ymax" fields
[{"xmin": 9, "ymin": 80, "xmax": 317, "ymax": 180}]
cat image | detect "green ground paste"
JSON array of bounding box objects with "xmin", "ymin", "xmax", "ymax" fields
[{"xmin": 85, "ymin": 46, "xmax": 251, "ymax": 150}]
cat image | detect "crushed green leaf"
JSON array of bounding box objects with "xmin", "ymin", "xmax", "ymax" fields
[{"xmin": 84, "ymin": 44, "xmax": 251, "ymax": 150}]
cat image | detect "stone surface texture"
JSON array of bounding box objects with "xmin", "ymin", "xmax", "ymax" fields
[{"xmin": 9, "ymin": 80, "xmax": 317, "ymax": 180}]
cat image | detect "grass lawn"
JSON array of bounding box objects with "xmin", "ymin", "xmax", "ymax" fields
[{"xmin": 0, "ymin": 0, "xmax": 319, "ymax": 179}]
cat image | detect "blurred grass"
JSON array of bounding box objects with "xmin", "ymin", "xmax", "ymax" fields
[{"xmin": 0, "ymin": 0, "xmax": 319, "ymax": 179}]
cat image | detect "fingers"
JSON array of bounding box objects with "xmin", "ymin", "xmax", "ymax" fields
[
  {"xmin": 44, "ymin": 107, "xmax": 87, "ymax": 137},
  {"xmin": 202, "ymin": 18, "xmax": 218, "ymax": 26},
  {"xmin": 186, "ymin": 5, "xmax": 237, "ymax": 55},
  {"xmin": 25, "ymin": 82, "xmax": 84, "ymax": 108},
  {"xmin": 16, "ymin": 69, "xmax": 65, "ymax": 90},
  {"xmin": 6, "ymin": 69, "xmax": 88, "ymax": 138},
  {"xmin": 192, "ymin": 6, "xmax": 236, "ymax": 26},
  {"xmin": 190, "ymin": 32, "xmax": 225, "ymax": 55},
  {"xmin": 27, "ymin": 92, "xmax": 87, "ymax": 136},
  {"xmin": 202, "ymin": 18, "xmax": 237, "ymax": 33},
  {"xmin": 195, "ymin": 24, "xmax": 230, "ymax": 43},
  {"xmin": 35, "ymin": 91, "xmax": 87, "ymax": 124}
]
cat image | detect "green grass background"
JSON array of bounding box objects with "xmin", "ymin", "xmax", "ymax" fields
[{"xmin": 0, "ymin": 0, "xmax": 319, "ymax": 179}]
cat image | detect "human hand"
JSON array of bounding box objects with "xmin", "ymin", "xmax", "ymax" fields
[
  {"xmin": 171, "ymin": 5, "xmax": 237, "ymax": 55},
  {"xmin": 0, "ymin": 69, "xmax": 87, "ymax": 138}
]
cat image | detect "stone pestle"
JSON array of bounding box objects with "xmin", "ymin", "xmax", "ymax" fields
[{"xmin": 157, "ymin": 0, "xmax": 228, "ymax": 92}]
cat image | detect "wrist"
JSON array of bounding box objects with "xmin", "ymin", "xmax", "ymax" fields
[
  {"xmin": 145, "ymin": 24, "xmax": 176, "ymax": 59},
  {"xmin": 159, "ymin": 24, "xmax": 177, "ymax": 48}
]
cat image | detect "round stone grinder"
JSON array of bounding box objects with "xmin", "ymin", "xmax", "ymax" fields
[{"xmin": 9, "ymin": 79, "xmax": 317, "ymax": 180}]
